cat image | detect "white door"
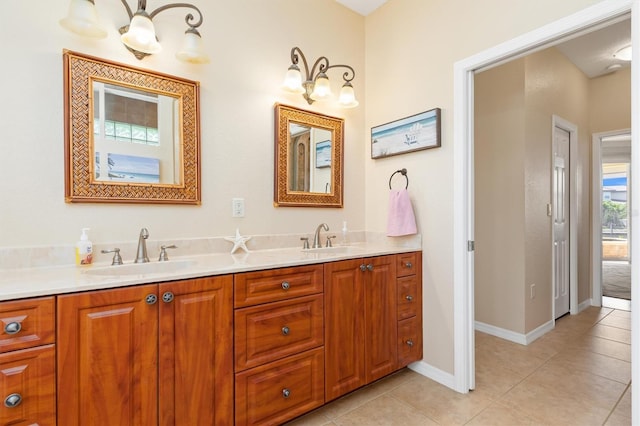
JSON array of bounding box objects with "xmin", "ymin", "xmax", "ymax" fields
[{"xmin": 553, "ymin": 126, "xmax": 570, "ymax": 318}]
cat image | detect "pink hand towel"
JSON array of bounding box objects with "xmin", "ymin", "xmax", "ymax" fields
[{"xmin": 387, "ymin": 189, "xmax": 417, "ymax": 236}]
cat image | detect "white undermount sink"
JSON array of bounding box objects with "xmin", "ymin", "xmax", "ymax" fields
[
  {"xmin": 85, "ymin": 260, "xmax": 195, "ymax": 276},
  {"xmin": 302, "ymin": 246, "xmax": 363, "ymax": 254}
]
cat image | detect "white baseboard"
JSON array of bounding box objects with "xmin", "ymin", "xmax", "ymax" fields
[
  {"xmin": 475, "ymin": 319, "xmax": 554, "ymax": 345},
  {"xmin": 408, "ymin": 360, "xmax": 456, "ymax": 391},
  {"xmin": 579, "ymin": 298, "xmax": 594, "ymax": 311}
]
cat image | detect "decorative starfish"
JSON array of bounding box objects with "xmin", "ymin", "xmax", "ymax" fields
[{"xmin": 224, "ymin": 228, "xmax": 251, "ymax": 254}]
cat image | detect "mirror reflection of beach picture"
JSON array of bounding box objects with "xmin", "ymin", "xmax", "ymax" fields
[
  {"xmin": 92, "ymin": 81, "xmax": 179, "ymax": 185},
  {"xmin": 371, "ymin": 108, "xmax": 441, "ymax": 159},
  {"xmin": 315, "ymin": 140, "xmax": 331, "ymax": 168}
]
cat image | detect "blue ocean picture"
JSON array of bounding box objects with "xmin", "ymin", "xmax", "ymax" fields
[
  {"xmin": 371, "ymin": 109, "xmax": 440, "ymax": 158},
  {"xmin": 106, "ymin": 153, "xmax": 160, "ymax": 183}
]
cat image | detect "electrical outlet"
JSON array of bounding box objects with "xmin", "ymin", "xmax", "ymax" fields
[
  {"xmin": 232, "ymin": 198, "xmax": 245, "ymax": 217},
  {"xmin": 530, "ymin": 283, "xmax": 536, "ymax": 299}
]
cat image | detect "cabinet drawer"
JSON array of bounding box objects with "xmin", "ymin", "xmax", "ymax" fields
[
  {"xmin": 234, "ymin": 264, "xmax": 323, "ymax": 307},
  {"xmin": 0, "ymin": 296, "xmax": 54, "ymax": 353},
  {"xmin": 0, "ymin": 344, "xmax": 56, "ymax": 425},
  {"xmin": 398, "ymin": 317, "xmax": 422, "ymax": 368},
  {"xmin": 235, "ymin": 295, "xmax": 323, "ymax": 371},
  {"xmin": 397, "ymin": 275, "xmax": 420, "ymax": 320},
  {"xmin": 235, "ymin": 347, "xmax": 324, "ymax": 426},
  {"xmin": 396, "ymin": 252, "xmax": 418, "ymax": 277}
]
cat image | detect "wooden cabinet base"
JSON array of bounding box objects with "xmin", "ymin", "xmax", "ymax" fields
[
  {"xmin": 0, "ymin": 345, "xmax": 55, "ymax": 425},
  {"xmin": 235, "ymin": 348, "xmax": 324, "ymax": 426}
]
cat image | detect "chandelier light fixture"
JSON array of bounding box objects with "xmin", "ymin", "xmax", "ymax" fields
[
  {"xmin": 282, "ymin": 47, "xmax": 359, "ymax": 108},
  {"xmin": 60, "ymin": 0, "xmax": 209, "ymax": 64}
]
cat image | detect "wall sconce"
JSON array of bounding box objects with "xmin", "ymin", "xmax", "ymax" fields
[
  {"xmin": 60, "ymin": 0, "xmax": 209, "ymax": 64},
  {"xmin": 282, "ymin": 47, "xmax": 359, "ymax": 108}
]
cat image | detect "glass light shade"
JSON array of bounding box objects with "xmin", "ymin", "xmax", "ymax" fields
[
  {"xmin": 59, "ymin": 0, "xmax": 107, "ymax": 39},
  {"xmin": 614, "ymin": 45, "xmax": 632, "ymax": 61},
  {"xmin": 310, "ymin": 72, "xmax": 332, "ymax": 100},
  {"xmin": 121, "ymin": 11, "xmax": 161, "ymax": 54},
  {"xmin": 176, "ymin": 30, "xmax": 210, "ymax": 64},
  {"xmin": 338, "ymin": 82, "xmax": 359, "ymax": 108},
  {"xmin": 282, "ymin": 65, "xmax": 305, "ymax": 94}
]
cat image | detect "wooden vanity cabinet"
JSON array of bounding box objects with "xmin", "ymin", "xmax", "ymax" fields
[
  {"xmin": 324, "ymin": 255, "xmax": 398, "ymax": 402},
  {"xmin": 234, "ymin": 265, "xmax": 325, "ymax": 426},
  {"xmin": 57, "ymin": 276, "xmax": 233, "ymax": 426},
  {"xmin": 0, "ymin": 296, "xmax": 56, "ymax": 425},
  {"xmin": 396, "ymin": 252, "xmax": 423, "ymax": 367}
]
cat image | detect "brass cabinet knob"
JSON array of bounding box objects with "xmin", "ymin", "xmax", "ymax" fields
[
  {"xmin": 145, "ymin": 294, "xmax": 158, "ymax": 305},
  {"xmin": 162, "ymin": 292, "xmax": 174, "ymax": 303},
  {"xmin": 405, "ymin": 295, "xmax": 413, "ymax": 302},
  {"xmin": 281, "ymin": 326, "xmax": 290, "ymax": 336},
  {"xmin": 4, "ymin": 393, "xmax": 22, "ymax": 408},
  {"xmin": 281, "ymin": 281, "xmax": 290, "ymax": 290},
  {"xmin": 406, "ymin": 339, "xmax": 414, "ymax": 347},
  {"xmin": 404, "ymin": 261, "xmax": 413, "ymax": 269},
  {"xmin": 282, "ymin": 388, "xmax": 291, "ymax": 398}
]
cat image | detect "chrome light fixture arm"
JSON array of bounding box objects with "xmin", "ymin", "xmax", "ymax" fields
[{"xmin": 289, "ymin": 47, "xmax": 357, "ymax": 105}]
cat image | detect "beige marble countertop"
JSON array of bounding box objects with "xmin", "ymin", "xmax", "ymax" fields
[{"xmin": 0, "ymin": 241, "xmax": 421, "ymax": 301}]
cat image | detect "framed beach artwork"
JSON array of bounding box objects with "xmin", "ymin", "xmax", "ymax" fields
[
  {"xmin": 315, "ymin": 140, "xmax": 331, "ymax": 168},
  {"xmin": 371, "ymin": 108, "xmax": 441, "ymax": 159}
]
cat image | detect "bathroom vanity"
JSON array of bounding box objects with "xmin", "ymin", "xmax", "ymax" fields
[{"xmin": 0, "ymin": 244, "xmax": 421, "ymax": 425}]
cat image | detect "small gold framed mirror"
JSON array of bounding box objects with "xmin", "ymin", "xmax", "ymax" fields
[
  {"xmin": 63, "ymin": 50, "xmax": 201, "ymax": 204},
  {"xmin": 274, "ymin": 104, "xmax": 344, "ymax": 207}
]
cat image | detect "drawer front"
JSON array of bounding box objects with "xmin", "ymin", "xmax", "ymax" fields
[
  {"xmin": 235, "ymin": 295, "xmax": 323, "ymax": 371},
  {"xmin": 0, "ymin": 344, "xmax": 56, "ymax": 425},
  {"xmin": 0, "ymin": 297, "xmax": 55, "ymax": 353},
  {"xmin": 397, "ymin": 275, "xmax": 420, "ymax": 320},
  {"xmin": 396, "ymin": 252, "xmax": 418, "ymax": 277},
  {"xmin": 234, "ymin": 265, "xmax": 323, "ymax": 308},
  {"xmin": 397, "ymin": 317, "xmax": 422, "ymax": 368},
  {"xmin": 235, "ymin": 347, "xmax": 324, "ymax": 426}
]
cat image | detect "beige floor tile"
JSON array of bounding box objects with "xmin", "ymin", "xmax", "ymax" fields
[
  {"xmin": 605, "ymin": 410, "xmax": 633, "ymax": 426},
  {"xmin": 549, "ymin": 347, "xmax": 631, "ymax": 384},
  {"xmin": 285, "ymin": 409, "xmax": 335, "ymax": 426},
  {"xmin": 499, "ymin": 362, "xmax": 627, "ymax": 425},
  {"xmin": 589, "ymin": 324, "xmax": 631, "ymax": 344},
  {"xmin": 607, "ymin": 309, "xmax": 631, "ymax": 319},
  {"xmin": 473, "ymin": 353, "xmax": 528, "ymax": 399},
  {"xmin": 598, "ymin": 314, "xmax": 632, "ymax": 330},
  {"xmin": 567, "ymin": 334, "xmax": 631, "ymax": 362},
  {"xmin": 465, "ymin": 401, "xmax": 537, "ymax": 425},
  {"xmin": 390, "ymin": 374, "xmax": 493, "ymax": 425},
  {"xmin": 333, "ymin": 395, "xmax": 437, "ymax": 426}
]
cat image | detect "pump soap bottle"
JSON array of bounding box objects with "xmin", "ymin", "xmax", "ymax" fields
[{"xmin": 76, "ymin": 228, "xmax": 93, "ymax": 265}]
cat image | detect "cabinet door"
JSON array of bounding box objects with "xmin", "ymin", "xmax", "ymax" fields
[
  {"xmin": 364, "ymin": 255, "xmax": 397, "ymax": 383},
  {"xmin": 324, "ymin": 259, "xmax": 365, "ymax": 401},
  {"xmin": 159, "ymin": 276, "xmax": 233, "ymax": 426},
  {"xmin": 57, "ymin": 284, "xmax": 158, "ymax": 426},
  {"xmin": 0, "ymin": 345, "xmax": 55, "ymax": 425}
]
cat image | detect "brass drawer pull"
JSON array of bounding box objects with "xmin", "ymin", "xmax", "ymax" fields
[
  {"xmin": 404, "ymin": 261, "xmax": 413, "ymax": 269},
  {"xmin": 281, "ymin": 281, "xmax": 290, "ymax": 290},
  {"xmin": 282, "ymin": 388, "xmax": 291, "ymax": 398},
  {"xmin": 281, "ymin": 326, "xmax": 290, "ymax": 336},
  {"xmin": 4, "ymin": 321, "xmax": 21, "ymax": 335},
  {"xmin": 406, "ymin": 339, "xmax": 414, "ymax": 347},
  {"xmin": 405, "ymin": 295, "xmax": 413, "ymax": 302},
  {"xmin": 4, "ymin": 393, "xmax": 22, "ymax": 408}
]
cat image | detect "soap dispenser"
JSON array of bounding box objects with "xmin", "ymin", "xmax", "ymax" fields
[{"xmin": 76, "ymin": 228, "xmax": 93, "ymax": 265}]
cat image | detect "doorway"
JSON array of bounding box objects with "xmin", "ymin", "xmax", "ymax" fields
[
  {"xmin": 453, "ymin": 3, "xmax": 638, "ymax": 419},
  {"xmin": 594, "ymin": 131, "xmax": 632, "ymax": 311}
]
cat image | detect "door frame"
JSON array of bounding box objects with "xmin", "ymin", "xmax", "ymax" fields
[
  {"xmin": 551, "ymin": 115, "xmax": 578, "ymax": 318},
  {"xmin": 592, "ymin": 128, "xmax": 632, "ymax": 305},
  {"xmin": 452, "ymin": 3, "xmax": 638, "ymax": 422}
]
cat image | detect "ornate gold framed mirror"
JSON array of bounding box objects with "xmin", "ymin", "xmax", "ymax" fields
[
  {"xmin": 274, "ymin": 104, "xmax": 344, "ymax": 207},
  {"xmin": 63, "ymin": 50, "xmax": 201, "ymax": 204}
]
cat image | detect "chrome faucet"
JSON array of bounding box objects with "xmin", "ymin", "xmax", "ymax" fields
[
  {"xmin": 312, "ymin": 223, "xmax": 329, "ymax": 249},
  {"xmin": 134, "ymin": 228, "xmax": 150, "ymax": 263}
]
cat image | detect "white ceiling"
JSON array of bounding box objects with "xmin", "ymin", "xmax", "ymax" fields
[{"xmin": 334, "ymin": 0, "xmax": 387, "ymax": 16}]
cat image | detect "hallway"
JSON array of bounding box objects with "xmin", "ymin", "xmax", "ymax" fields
[{"xmin": 287, "ymin": 307, "xmax": 631, "ymax": 425}]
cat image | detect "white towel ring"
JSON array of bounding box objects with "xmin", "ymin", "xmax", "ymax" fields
[{"xmin": 389, "ymin": 168, "xmax": 408, "ymax": 189}]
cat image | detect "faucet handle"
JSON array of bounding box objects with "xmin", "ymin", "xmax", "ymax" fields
[
  {"xmin": 326, "ymin": 235, "xmax": 336, "ymax": 248},
  {"xmin": 101, "ymin": 248, "xmax": 123, "ymax": 265},
  {"xmin": 300, "ymin": 237, "xmax": 310, "ymax": 250},
  {"xmin": 158, "ymin": 245, "xmax": 177, "ymax": 261}
]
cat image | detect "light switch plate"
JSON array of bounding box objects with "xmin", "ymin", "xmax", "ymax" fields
[{"xmin": 232, "ymin": 198, "xmax": 245, "ymax": 217}]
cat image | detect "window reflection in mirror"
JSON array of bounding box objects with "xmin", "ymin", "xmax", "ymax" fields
[
  {"xmin": 289, "ymin": 123, "xmax": 332, "ymax": 193},
  {"xmin": 92, "ymin": 82, "xmax": 181, "ymax": 185}
]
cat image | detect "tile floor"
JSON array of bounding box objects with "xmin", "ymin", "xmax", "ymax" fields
[{"xmin": 286, "ymin": 307, "xmax": 632, "ymax": 425}]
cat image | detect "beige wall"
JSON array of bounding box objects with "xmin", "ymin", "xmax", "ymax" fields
[
  {"xmin": 366, "ymin": 0, "xmax": 605, "ymax": 372},
  {"xmin": 474, "ymin": 59, "xmax": 527, "ymax": 333},
  {"xmin": 590, "ymin": 67, "xmax": 632, "ymax": 133},
  {"xmin": 0, "ymin": 0, "xmax": 365, "ymax": 247}
]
